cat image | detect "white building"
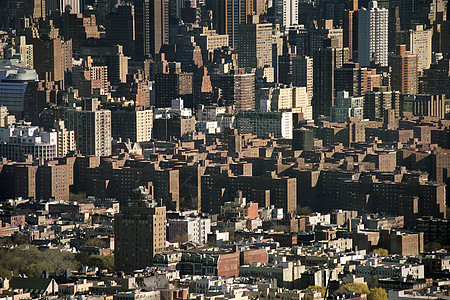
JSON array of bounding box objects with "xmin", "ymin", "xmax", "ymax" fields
[
  {"xmin": 273, "ymin": 0, "xmax": 298, "ymax": 30},
  {"xmin": 154, "ymin": 98, "xmax": 192, "ymax": 118},
  {"xmin": 167, "ymin": 217, "xmax": 211, "ymax": 245},
  {"xmin": 54, "ymin": 120, "xmax": 76, "ymax": 157},
  {"xmin": 330, "ymin": 91, "xmax": 364, "ymax": 122},
  {"xmin": 235, "ymin": 111, "xmax": 293, "ymax": 139},
  {"xmin": 356, "ymin": 259, "xmax": 425, "ymax": 280},
  {"xmin": 0, "ymin": 124, "xmax": 58, "ymax": 161},
  {"xmin": 197, "ymin": 105, "xmax": 227, "ymax": 121},
  {"xmin": 196, "ymin": 121, "xmax": 220, "ymax": 134},
  {"xmin": 358, "ymin": 1, "xmax": 388, "ymax": 67}
]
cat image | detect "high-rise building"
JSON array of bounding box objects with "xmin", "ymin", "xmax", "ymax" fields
[
  {"xmin": 270, "ymin": 86, "xmax": 312, "ymax": 120},
  {"xmin": 221, "ymin": 69, "xmax": 255, "ymax": 111},
  {"xmin": 335, "ymin": 63, "xmax": 382, "ymax": 97},
  {"xmin": 406, "ymin": 25, "xmax": 432, "ymax": 72},
  {"xmin": 114, "ymin": 193, "xmax": 166, "ymax": 272},
  {"xmin": 46, "ymin": 0, "xmax": 82, "ymax": 14},
  {"xmin": 343, "ymin": 0, "xmax": 358, "ymax": 60},
  {"xmin": 64, "ymin": 99, "xmax": 112, "ymax": 157},
  {"xmin": 364, "ymin": 87, "xmax": 399, "ymax": 120},
  {"xmin": 312, "ymin": 47, "xmax": 350, "ymax": 119},
  {"xmin": 32, "ymin": 37, "xmax": 72, "ymax": 88},
  {"xmin": 293, "ymin": 127, "xmax": 314, "ymax": 151},
  {"xmin": 106, "ymin": 3, "xmax": 136, "ymax": 57},
  {"xmin": 213, "ymin": 0, "xmax": 253, "ymax": 48},
  {"xmin": 292, "ymin": 55, "xmax": 313, "ymax": 103},
  {"xmin": 53, "ymin": 120, "xmax": 76, "ymax": 157},
  {"xmin": 358, "ymin": 1, "xmax": 388, "ymax": 67},
  {"xmin": 110, "ymin": 105, "xmax": 153, "ymax": 143},
  {"xmin": 155, "ymin": 62, "xmax": 193, "ymax": 108},
  {"xmin": 237, "ymin": 16, "xmax": 273, "ymax": 68},
  {"xmin": 1, "ymin": 0, "xmax": 45, "ymax": 28},
  {"xmin": 390, "ymin": 45, "xmax": 418, "ymax": 95},
  {"xmin": 330, "ymin": 90, "xmax": 364, "ymax": 122},
  {"xmin": 107, "ymin": 45, "xmax": 129, "ymax": 85},
  {"xmin": 273, "ymin": 0, "xmax": 298, "ymax": 30},
  {"xmin": 135, "ymin": 0, "xmax": 169, "ymax": 58},
  {"xmin": 62, "ymin": 11, "xmax": 100, "ymax": 52},
  {"xmin": 0, "ymin": 106, "xmax": 15, "ymax": 127}
]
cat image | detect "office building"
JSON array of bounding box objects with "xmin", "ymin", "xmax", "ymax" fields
[
  {"xmin": 313, "ymin": 47, "xmax": 349, "ymax": 119},
  {"xmin": 343, "ymin": 0, "xmax": 358, "ymax": 60},
  {"xmin": 237, "ymin": 17, "xmax": 273, "ymax": 68},
  {"xmin": 115, "ymin": 194, "xmax": 166, "ymax": 272},
  {"xmin": 273, "ymin": 0, "xmax": 298, "ymax": 30},
  {"xmin": 111, "ymin": 105, "xmax": 153, "ymax": 143},
  {"xmin": 213, "ymin": 0, "xmax": 253, "ymax": 48},
  {"xmin": 390, "ymin": 45, "xmax": 418, "ymax": 95},
  {"xmin": 235, "ymin": 111, "xmax": 293, "ymax": 139},
  {"xmin": 53, "ymin": 120, "xmax": 76, "ymax": 157},
  {"xmin": 135, "ymin": 0, "xmax": 169, "ymax": 58},
  {"xmin": 46, "ymin": 0, "xmax": 82, "ymax": 14},
  {"xmin": 107, "ymin": 45, "xmax": 129, "ymax": 85},
  {"xmin": 330, "ymin": 91, "xmax": 364, "ymax": 123},
  {"xmin": 364, "ymin": 87, "xmax": 399, "ymax": 120},
  {"xmin": 292, "ymin": 55, "xmax": 313, "ymax": 102},
  {"xmin": 0, "ymin": 106, "xmax": 15, "ymax": 127},
  {"xmin": 4, "ymin": 36, "xmax": 34, "ymax": 69},
  {"xmin": 221, "ymin": 69, "xmax": 255, "ymax": 111},
  {"xmin": 64, "ymin": 99, "xmax": 112, "ymax": 157},
  {"xmin": 270, "ymin": 86, "xmax": 312, "ymax": 120},
  {"xmin": 358, "ymin": 1, "xmax": 388, "ymax": 67},
  {"xmin": 293, "ymin": 127, "xmax": 314, "ymax": 151},
  {"xmin": 106, "ymin": 3, "xmax": 136, "ymax": 57},
  {"xmin": 408, "ymin": 25, "xmax": 433, "ymax": 72},
  {"xmin": 0, "ymin": 66, "xmax": 38, "ymax": 118},
  {"xmin": 401, "ymin": 94, "xmax": 447, "ymax": 119},
  {"xmin": 63, "ymin": 11, "xmax": 100, "ymax": 52},
  {"xmin": 32, "ymin": 37, "xmax": 72, "ymax": 88}
]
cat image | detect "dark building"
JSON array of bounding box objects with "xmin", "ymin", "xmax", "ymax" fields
[
  {"xmin": 106, "ymin": 3, "xmax": 136, "ymax": 57},
  {"xmin": 153, "ymin": 115, "xmax": 195, "ymax": 141},
  {"xmin": 134, "ymin": 0, "xmax": 169, "ymax": 58},
  {"xmin": 114, "ymin": 194, "xmax": 166, "ymax": 272},
  {"xmin": 220, "ymin": 69, "xmax": 255, "ymax": 111},
  {"xmin": 293, "ymin": 128, "xmax": 314, "ymax": 151}
]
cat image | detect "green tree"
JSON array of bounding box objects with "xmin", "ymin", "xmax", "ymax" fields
[
  {"xmin": 367, "ymin": 275, "xmax": 380, "ymax": 289},
  {"xmin": 425, "ymin": 242, "xmax": 442, "ymax": 252},
  {"xmin": 297, "ymin": 206, "xmax": 312, "ymax": 215},
  {"xmin": 336, "ymin": 283, "xmax": 370, "ymax": 295},
  {"xmin": 307, "ymin": 285, "xmax": 327, "ymax": 297},
  {"xmin": 373, "ymin": 248, "xmax": 389, "ymax": 256},
  {"xmin": 368, "ymin": 288, "xmax": 388, "ymax": 300}
]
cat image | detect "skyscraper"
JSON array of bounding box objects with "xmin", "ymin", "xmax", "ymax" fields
[
  {"xmin": 358, "ymin": 0, "xmax": 388, "ymax": 67},
  {"xmin": 237, "ymin": 16, "xmax": 273, "ymax": 68},
  {"xmin": 114, "ymin": 190, "xmax": 166, "ymax": 272},
  {"xmin": 312, "ymin": 47, "xmax": 350, "ymax": 119},
  {"xmin": 390, "ymin": 45, "xmax": 418, "ymax": 95},
  {"xmin": 273, "ymin": 0, "xmax": 298, "ymax": 30},
  {"xmin": 221, "ymin": 69, "xmax": 255, "ymax": 111},
  {"xmin": 135, "ymin": 0, "xmax": 169, "ymax": 58},
  {"xmin": 107, "ymin": 45, "xmax": 129, "ymax": 85},
  {"xmin": 343, "ymin": 0, "xmax": 358, "ymax": 60},
  {"xmin": 292, "ymin": 55, "xmax": 313, "ymax": 103},
  {"xmin": 213, "ymin": 0, "xmax": 253, "ymax": 48}
]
